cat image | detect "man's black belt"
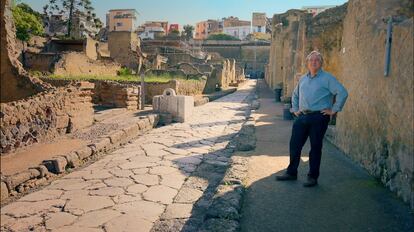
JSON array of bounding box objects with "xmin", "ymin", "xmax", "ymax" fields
[{"xmin": 301, "ymin": 110, "xmax": 321, "ymax": 115}]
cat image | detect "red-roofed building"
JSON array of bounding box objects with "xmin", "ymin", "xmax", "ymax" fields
[{"xmin": 169, "ymin": 24, "xmax": 179, "ymax": 33}]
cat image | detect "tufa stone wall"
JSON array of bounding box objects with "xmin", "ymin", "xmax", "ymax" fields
[
  {"xmin": 93, "ymin": 81, "xmax": 141, "ymax": 110},
  {"xmin": 0, "ymin": 82, "xmax": 94, "ymax": 154},
  {"xmin": 265, "ymin": 0, "xmax": 413, "ymax": 208},
  {"xmin": 108, "ymin": 31, "xmax": 140, "ymax": 70},
  {"xmin": 53, "ymin": 52, "xmax": 121, "ymax": 77},
  {"xmin": 0, "ymin": 0, "xmax": 51, "ymax": 103},
  {"xmin": 25, "ymin": 52, "xmax": 60, "ymax": 72},
  {"xmin": 203, "ymin": 59, "xmax": 239, "ymax": 93},
  {"xmin": 332, "ymin": 0, "xmax": 413, "ymax": 208}
]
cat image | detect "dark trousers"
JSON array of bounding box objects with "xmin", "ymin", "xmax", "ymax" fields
[{"xmin": 287, "ymin": 113, "xmax": 330, "ymax": 179}]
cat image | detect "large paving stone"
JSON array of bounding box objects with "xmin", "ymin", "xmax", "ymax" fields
[
  {"xmin": 103, "ymin": 177, "xmax": 134, "ymax": 187},
  {"xmin": 131, "ymin": 174, "xmax": 159, "ymax": 186},
  {"xmin": 143, "ymin": 185, "xmax": 178, "ymax": 204},
  {"xmin": 83, "ymin": 170, "xmax": 113, "ymax": 180},
  {"xmin": 89, "ymin": 187, "xmax": 125, "ymax": 196},
  {"xmin": 104, "ymin": 215, "xmax": 153, "ymax": 232},
  {"xmin": 54, "ymin": 226, "xmax": 103, "ymax": 232},
  {"xmin": 142, "ymin": 143, "xmax": 170, "ymax": 157},
  {"xmin": 49, "ymin": 178, "xmax": 90, "ymax": 191},
  {"xmin": 73, "ymin": 208, "xmax": 122, "ymax": 228},
  {"xmin": 1, "ymin": 199, "xmax": 65, "ymax": 218},
  {"xmin": 19, "ymin": 189, "xmax": 63, "ymax": 202},
  {"xmin": 127, "ymin": 184, "xmax": 148, "ymax": 194},
  {"xmin": 112, "ymin": 200, "xmax": 165, "ymax": 222},
  {"xmin": 160, "ymin": 174, "xmax": 186, "ymax": 189},
  {"xmin": 45, "ymin": 212, "xmax": 78, "ymax": 230},
  {"xmin": 150, "ymin": 166, "xmax": 181, "ymax": 175},
  {"xmin": 161, "ymin": 203, "xmax": 194, "ymax": 219},
  {"xmin": 174, "ymin": 187, "xmax": 204, "ymax": 203},
  {"xmin": 64, "ymin": 196, "xmax": 114, "ymax": 215}
]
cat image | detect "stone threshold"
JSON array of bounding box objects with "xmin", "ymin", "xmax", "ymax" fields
[{"xmin": 0, "ymin": 114, "xmax": 159, "ymax": 205}]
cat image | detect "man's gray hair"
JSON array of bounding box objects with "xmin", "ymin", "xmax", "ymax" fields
[{"xmin": 306, "ymin": 51, "xmax": 324, "ymax": 65}]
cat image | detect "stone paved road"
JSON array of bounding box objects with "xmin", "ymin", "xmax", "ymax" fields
[{"xmin": 1, "ymin": 80, "xmax": 256, "ymax": 232}]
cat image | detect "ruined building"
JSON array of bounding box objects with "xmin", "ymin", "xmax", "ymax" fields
[{"xmin": 265, "ymin": 0, "xmax": 413, "ymax": 208}]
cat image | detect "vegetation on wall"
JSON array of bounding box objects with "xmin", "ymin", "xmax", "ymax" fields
[
  {"xmin": 12, "ymin": 3, "xmax": 44, "ymax": 41},
  {"xmin": 206, "ymin": 33, "xmax": 240, "ymax": 41}
]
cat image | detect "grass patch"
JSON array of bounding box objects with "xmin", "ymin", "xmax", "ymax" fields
[{"xmin": 45, "ymin": 74, "xmax": 189, "ymax": 83}]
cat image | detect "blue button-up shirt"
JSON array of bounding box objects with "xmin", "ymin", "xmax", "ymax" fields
[{"xmin": 291, "ymin": 69, "xmax": 348, "ymax": 113}]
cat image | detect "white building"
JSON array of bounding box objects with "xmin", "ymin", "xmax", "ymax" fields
[
  {"xmin": 139, "ymin": 26, "xmax": 165, "ymax": 40},
  {"xmin": 223, "ymin": 26, "xmax": 251, "ymax": 40}
]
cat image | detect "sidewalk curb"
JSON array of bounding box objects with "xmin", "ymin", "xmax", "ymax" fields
[{"xmin": 200, "ymin": 87, "xmax": 258, "ymax": 232}]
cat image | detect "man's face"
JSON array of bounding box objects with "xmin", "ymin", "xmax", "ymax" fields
[{"xmin": 307, "ymin": 55, "xmax": 322, "ymax": 74}]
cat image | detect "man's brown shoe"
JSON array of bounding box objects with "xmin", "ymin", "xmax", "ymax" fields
[
  {"xmin": 303, "ymin": 177, "xmax": 318, "ymax": 187},
  {"xmin": 276, "ymin": 173, "xmax": 297, "ymax": 181}
]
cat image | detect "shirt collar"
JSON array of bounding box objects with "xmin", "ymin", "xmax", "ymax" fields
[{"xmin": 307, "ymin": 69, "xmax": 323, "ymax": 79}]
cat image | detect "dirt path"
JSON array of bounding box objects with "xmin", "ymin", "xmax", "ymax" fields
[{"xmin": 239, "ymin": 80, "xmax": 413, "ymax": 232}]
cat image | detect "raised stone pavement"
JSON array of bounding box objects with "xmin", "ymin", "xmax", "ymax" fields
[
  {"xmin": 239, "ymin": 80, "xmax": 414, "ymax": 232},
  {"xmin": 0, "ymin": 80, "xmax": 256, "ymax": 232}
]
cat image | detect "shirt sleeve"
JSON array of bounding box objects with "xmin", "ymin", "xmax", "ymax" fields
[
  {"xmin": 291, "ymin": 82, "xmax": 300, "ymax": 112},
  {"xmin": 328, "ymin": 76, "xmax": 348, "ymax": 112}
]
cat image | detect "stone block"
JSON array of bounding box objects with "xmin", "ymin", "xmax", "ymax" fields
[
  {"xmin": 51, "ymin": 156, "xmax": 68, "ymax": 174},
  {"xmin": 8, "ymin": 171, "xmax": 32, "ymax": 189},
  {"xmin": 1, "ymin": 181, "xmax": 9, "ymax": 201},
  {"xmin": 122, "ymin": 124, "xmax": 140, "ymax": 137},
  {"xmin": 153, "ymin": 88, "xmax": 194, "ymax": 123},
  {"xmin": 64, "ymin": 152, "xmax": 81, "ymax": 168},
  {"xmin": 92, "ymin": 138, "xmax": 111, "ymax": 152},
  {"xmin": 76, "ymin": 146, "xmax": 93, "ymax": 160},
  {"xmin": 108, "ymin": 130, "xmax": 127, "ymax": 145}
]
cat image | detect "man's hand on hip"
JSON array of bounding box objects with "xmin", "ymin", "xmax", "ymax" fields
[
  {"xmin": 321, "ymin": 109, "xmax": 336, "ymax": 116},
  {"xmin": 293, "ymin": 111, "xmax": 302, "ymax": 117}
]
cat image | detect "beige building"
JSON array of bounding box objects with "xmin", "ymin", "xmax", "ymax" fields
[
  {"xmin": 107, "ymin": 9, "xmax": 138, "ymax": 32},
  {"xmin": 252, "ymin": 13, "xmax": 267, "ymax": 33},
  {"xmin": 195, "ymin": 20, "xmax": 221, "ymax": 40}
]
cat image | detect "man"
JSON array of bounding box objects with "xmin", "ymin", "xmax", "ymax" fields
[{"xmin": 276, "ymin": 51, "xmax": 348, "ymax": 187}]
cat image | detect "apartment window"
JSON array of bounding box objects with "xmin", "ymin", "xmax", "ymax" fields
[
  {"xmin": 116, "ymin": 22, "xmax": 123, "ymax": 27},
  {"xmin": 258, "ymin": 26, "xmax": 262, "ymax": 32}
]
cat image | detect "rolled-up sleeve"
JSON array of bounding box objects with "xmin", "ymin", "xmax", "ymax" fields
[
  {"xmin": 291, "ymin": 83, "xmax": 300, "ymax": 112},
  {"xmin": 328, "ymin": 77, "xmax": 348, "ymax": 112}
]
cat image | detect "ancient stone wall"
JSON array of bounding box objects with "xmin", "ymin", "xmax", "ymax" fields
[
  {"xmin": 108, "ymin": 31, "xmax": 139, "ymax": 69},
  {"xmin": 0, "ymin": 83, "xmax": 94, "ymax": 154},
  {"xmin": 0, "ymin": 0, "xmax": 50, "ymax": 103},
  {"xmin": 84, "ymin": 36, "xmax": 98, "ymax": 60},
  {"xmin": 93, "ymin": 81, "xmax": 141, "ymax": 110},
  {"xmin": 203, "ymin": 60, "xmax": 238, "ymax": 93},
  {"xmin": 177, "ymin": 63, "xmax": 202, "ymax": 75},
  {"xmin": 265, "ymin": 0, "xmax": 413, "ymax": 208},
  {"xmin": 24, "ymin": 52, "xmax": 60, "ymax": 72},
  {"xmin": 332, "ymin": 0, "xmax": 413, "ymax": 208},
  {"xmin": 53, "ymin": 52, "xmax": 121, "ymax": 76}
]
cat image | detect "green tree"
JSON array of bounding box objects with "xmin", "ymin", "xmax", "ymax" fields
[
  {"xmin": 12, "ymin": 3, "xmax": 44, "ymax": 41},
  {"xmin": 43, "ymin": 0, "xmax": 98, "ymax": 37},
  {"xmin": 206, "ymin": 33, "xmax": 240, "ymax": 41},
  {"xmin": 183, "ymin": 24, "xmax": 194, "ymax": 40}
]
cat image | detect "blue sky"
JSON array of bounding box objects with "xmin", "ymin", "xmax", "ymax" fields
[{"xmin": 19, "ymin": 0, "xmax": 348, "ymax": 28}]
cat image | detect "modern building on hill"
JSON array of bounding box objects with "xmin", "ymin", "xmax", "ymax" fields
[
  {"xmin": 106, "ymin": 9, "xmax": 138, "ymax": 32},
  {"xmin": 301, "ymin": 5, "xmax": 336, "ymax": 16},
  {"xmin": 195, "ymin": 19, "xmax": 221, "ymax": 40},
  {"xmin": 222, "ymin": 16, "xmax": 251, "ymax": 40},
  {"xmin": 252, "ymin": 12, "xmax": 267, "ymax": 33}
]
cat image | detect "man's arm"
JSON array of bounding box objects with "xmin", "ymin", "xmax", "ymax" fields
[
  {"xmin": 328, "ymin": 77, "xmax": 348, "ymax": 113},
  {"xmin": 291, "ymin": 82, "xmax": 300, "ymax": 113}
]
